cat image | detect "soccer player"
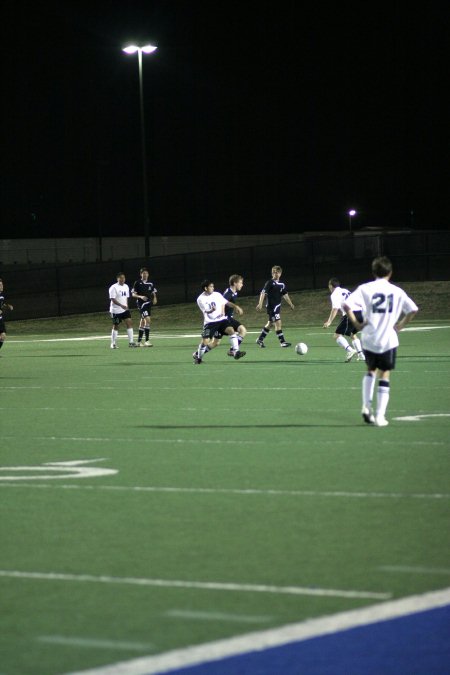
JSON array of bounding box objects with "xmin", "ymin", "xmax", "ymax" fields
[
  {"xmin": 0, "ymin": 278, "xmax": 13, "ymax": 353},
  {"xmin": 256, "ymin": 265, "xmax": 294, "ymax": 347},
  {"xmin": 223, "ymin": 274, "xmax": 247, "ymax": 357},
  {"xmin": 323, "ymin": 278, "xmax": 365, "ymax": 362},
  {"xmin": 132, "ymin": 267, "xmax": 157, "ymax": 347},
  {"xmin": 108, "ymin": 273, "xmax": 138, "ymax": 348},
  {"xmin": 344, "ymin": 256, "xmax": 418, "ymax": 427},
  {"xmin": 194, "ymin": 280, "xmax": 245, "ymax": 364}
]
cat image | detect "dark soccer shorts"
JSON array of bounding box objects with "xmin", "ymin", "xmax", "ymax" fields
[
  {"xmin": 110, "ymin": 310, "xmax": 131, "ymax": 326},
  {"xmin": 266, "ymin": 305, "xmax": 281, "ymax": 322},
  {"xmin": 202, "ymin": 319, "xmax": 230, "ymax": 340},
  {"xmin": 336, "ymin": 310, "xmax": 363, "ymax": 336},
  {"xmin": 0, "ymin": 317, "xmax": 6, "ymax": 333},
  {"xmin": 226, "ymin": 317, "xmax": 242, "ymax": 331},
  {"xmin": 364, "ymin": 348, "xmax": 397, "ymax": 372},
  {"xmin": 139, "ymin": 301, "xmax": 152, "ymax": 318}
]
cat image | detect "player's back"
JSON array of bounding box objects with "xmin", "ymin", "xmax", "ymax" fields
[{"xmin": 356, "ymin": 278, "xmax": 415, "ymax": 352}]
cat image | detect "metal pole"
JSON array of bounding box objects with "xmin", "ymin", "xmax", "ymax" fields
[{"xmin": 138, "ymin": 50, "xmax": 150, "ymax": 259}]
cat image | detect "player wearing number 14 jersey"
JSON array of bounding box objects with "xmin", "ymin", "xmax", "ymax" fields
[{"xmin": 344, "ymin": 256, "xmax": 418, "ymax": 427}]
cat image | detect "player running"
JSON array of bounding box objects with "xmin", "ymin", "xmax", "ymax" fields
[
  {"xmin": 194, "ymin": 280, "xmax": 246, "ymax": 364},
  {"xmin": 344, "ymin": 256, "xmax": 418, "ymax": 427},
  {"xmin": 223, "ymin": 274, "xmax": 247, "ymax": 357},
  {"xmin": 256, "ymin": 265, "xmax": 294, "ymax": 348},
  {"xmin": 323, "ymin": 278, "xmax": 365, "ymax": 362}
]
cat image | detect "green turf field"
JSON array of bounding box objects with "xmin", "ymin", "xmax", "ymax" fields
[{"xmin": 1, "ymin": 305, "xmax": 449, "ymax": 674}]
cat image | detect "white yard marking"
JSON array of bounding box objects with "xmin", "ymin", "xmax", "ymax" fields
[
  {"xmin": 0, "ymin": 483, "xmax": 448, "ymax": 500},
  {"xmin": 165, "ymin": 610, "xmax": 272, "ymax": 624},
  {"xmin": 393, "ymin": 413, "xmax": 450, "ymax": 422},
  {"xmin": 0, "ymin": 459, "xmax": 117, "ymax": 481},
  {"xmin": 0, "ymin": 570, "xmax": 390, "ymax": 600},
  {"xmin": 37, "ymin": 636, "xmax": 153, "ymax": 652},
  {"xmin": 403, "ymin": 325, "xmax": 450, "ymax": 331},
  {"xmin": 66, "ymin": 587, "xmax": 450, "ymax": 675},
  {"xmin": 379, "ymin": 565, "xmax": 450, "ymax": 576}
]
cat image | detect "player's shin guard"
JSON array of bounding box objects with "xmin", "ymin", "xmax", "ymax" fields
[
  {"xmin": 229, "ymin": 333, "xmax": 239, "ymax": 352},
  {"xmin": 376, "ymin": 379, "xmax": 390, "ymax": 418},
  {"xmin": 362, "ymin": 373, "xmax": 375, "ymax": 408},
  {"xmin": 276, "ymin": 329, "xmax": 285, "ymax": 343},
  {"xmin": 257, "ymin": 327, "xmax": 269, "ymax": 342},
  {"xmin": 138, "ymin": 329, "xmax": 144, "ymax": 343},
  {"xmin": 352, "ymin": 337, "xmax": 362, "ymax": 353},
  {"xmin": 336, "ymin": 335, "xmax": 349, "ymax": 349}
]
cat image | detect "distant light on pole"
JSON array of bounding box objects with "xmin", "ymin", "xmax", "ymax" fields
[
  {"xmin": 122, "ymin": 43, "xmax": 157, "ymax": 259},
  {"xmin": 348, "ymin": 209, "xmax": 357, "ymax": 232}
]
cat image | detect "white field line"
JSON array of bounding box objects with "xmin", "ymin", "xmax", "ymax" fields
[
  {"xmin": 37, "ymin": 636, "xmax": 154, "ymax": 652},
  {"xmin": 0, "ymin": 570, "xmax": 390, "ymax": 600},
  {"xmin": 165, "ymin": 610, "xmax": 272, "ymax": 624},
  {"xmin": 3, "ymin": 384, "xmax": 450, "ymax": 391},
  {"xmin": 0, "ymin": 483, "xmax": 448, "ymax": 500},
  {"xmin": 67, "ymin": 586, "xmax": 450, "ymax": 675},
  {"xmin": 1, "ymin": 435, "xmax": 446, "ymax": 449},
  {"xmin": 379, "ymin": 565, "xmax": 450, "ymax": 576},
  {"xmin": 7, "ymin": 332, "xmax": 265, "ymax": 344}
]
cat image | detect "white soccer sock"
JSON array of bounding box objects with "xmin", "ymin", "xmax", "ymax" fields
[
  {"xmin": 336, "ymin": 335, "xmax": 349, "ymax": 350},
  {"xmin": 127, "ymin": 328, "xmax": 134, "ymax": 343},
  {"xmin": 352, "ymin": 337, "xmax": 362, "ymax": 353},
  {"xmin": 376, "ymin": 380, "xmax": 390, "ymax": 417},
  {"xmin": 362, "ymin": 373, "xmax": 375, "ymax": 408},
  {"xmin": 111, "ymin": 329, "xmax": 118, "ymax": 345},
  {"xmin": 198, "ymin": 343, "xmax": 208, "ymax": 357},
  {"xmin": 230, "ymin": 333, "xmax": 239, "ymax": 352}
]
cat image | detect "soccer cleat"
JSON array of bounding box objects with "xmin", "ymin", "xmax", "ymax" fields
[
  {"xmin": 138, "ymin": 342, "xmax": 144, "ymax": 347},
  {"xmin": 144, "ymin": 341, "xmax": 153, "ymax": 347},
  {"xmin": 361, "ymin": 406, "xmax": 375, "ymax": 424},
  {"xmin": 256, "ymin": 339, "xmax": 266, "ymax": 348},
  {"xmin": 345, "ymin": 347, "xmax": 357, "ymax": 362},
  {"xmin": 227, "ymin": 349, "xmax": 235, "ymax": 357},
  {"xmin": 357, "ymin": 352, "xmax": 366, "ymax": 361},
  {"xmin": 234, "ymin": 350, "xmax": 246, "ymax": 360},
  {"xmin": 110, "ymin": 344, "xmax": 117, "ymax": 349},
  {"xmin": 193, "ymin": 352, "xmax": 203, "ymax": 364},
  {"xmin": 280, "ymin": 342, "xmax": 291, "ymax": 348},
  {"xmin": 129, "ymin": 342, "xmax": 138, "ymax": 348},
  {"xmin": 375, "ymin": 415, "xmax": 389, "ymax": 427}
]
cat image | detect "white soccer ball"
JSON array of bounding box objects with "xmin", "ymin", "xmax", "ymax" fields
[{"xmin": 295, "ymin": 342, "xmax": 308, "ymax": 355}]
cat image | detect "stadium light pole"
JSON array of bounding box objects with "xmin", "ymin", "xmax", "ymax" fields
[
  {"xmin": 122, "ymin": 44, "xmax": 157, "ymax": 259},
  {"xmin": 348, "ymin": 209, "xmax": 357, "ymax": 232}
]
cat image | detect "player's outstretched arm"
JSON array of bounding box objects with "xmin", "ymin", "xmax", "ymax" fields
[{"xmin": 323, "ymin": 308, "xmax": 338, "ymax": 328}]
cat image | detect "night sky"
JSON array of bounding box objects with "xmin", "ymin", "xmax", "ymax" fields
[{"xmin": 1, "ymin": 1, "xmax": 448, "ymax": 238}]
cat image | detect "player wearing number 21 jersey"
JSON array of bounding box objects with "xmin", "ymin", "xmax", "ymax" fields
[{"xmin": 344, "ymin": 256, "xmax": 418, "ymax": 428}]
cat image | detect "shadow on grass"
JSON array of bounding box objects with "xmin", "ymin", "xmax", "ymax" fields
[{"xmin": 135, "ymin": 423, "xmax": 356, "ymax": 429}]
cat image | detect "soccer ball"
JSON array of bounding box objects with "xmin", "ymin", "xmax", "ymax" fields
[{"xmin": 295, "ymin": 342, "xmax": 308, "ymax": 355}]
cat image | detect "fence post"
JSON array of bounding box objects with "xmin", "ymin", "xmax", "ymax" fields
[
  {"xmin": 311, "ymin": 240, "xmax": 317, "ymax": 289},
  {"xmin": 183, "ymin": 254, "xmax": 189, "ymax": 302},
  {"xmin": 55, "ymin": 266, "xmax": 62, "ymax": 316}
]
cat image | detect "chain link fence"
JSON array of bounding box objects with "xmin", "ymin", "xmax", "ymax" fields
[{"xmin": 2, "ymin": 231, "xmax": 448, "ymax": 320}]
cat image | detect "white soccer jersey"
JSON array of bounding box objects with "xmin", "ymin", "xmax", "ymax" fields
[
  {"xmin": 330, "ymin": 286, "xmax": 352, "ymax": 316},
  {"xmin": 109, "ymin": 282, "xmax": 130, "ymax": 314},
  {"xmin": 197, "ymin": 291, "xmax": 227, "ymax": 324},
  {"xmin": 347, "ymin": 279, "xmax": 418, "ymax": 353}
]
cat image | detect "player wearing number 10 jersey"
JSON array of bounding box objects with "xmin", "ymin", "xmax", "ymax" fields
[{"xmin": 344, "ymin": 256, "xmax": 418, "ymax": 427}]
